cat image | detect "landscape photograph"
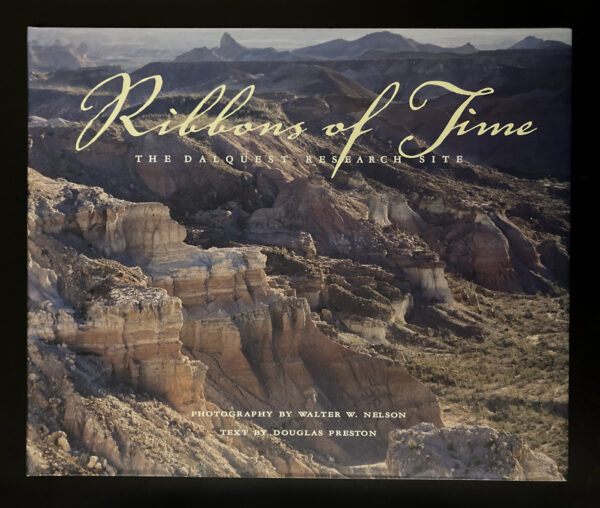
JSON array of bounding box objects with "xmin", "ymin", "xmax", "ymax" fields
[{"xmin": 26, "ymin": 27, "xmax": 571, "ymax": 479}]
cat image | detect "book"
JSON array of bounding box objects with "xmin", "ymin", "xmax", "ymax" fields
[{"xmin": 26, "ymin": 27, "xmax": 571, "ymax": 480}]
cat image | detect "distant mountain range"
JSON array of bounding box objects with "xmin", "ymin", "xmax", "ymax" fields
[
  {"xmin": 28, "ymin": 42, "xmax": 89, "ymax": 71},
  {"xmin": 291, "ymin": 31, "xmax": 479, "ymax": 58},
  {"xmin": 28, "ymin": 31, "xmax": 572, "ymax": 72},
  {"xmin": 173, "ymin": 31, "xmax": 570, "ymax": 64},
  {"xmin": 174, "ymin": 31, "xmax": 478, "ymax": 63},
  {"xmin": 509, "ymin": 35, "xmax": 570, "ymax": 50}
]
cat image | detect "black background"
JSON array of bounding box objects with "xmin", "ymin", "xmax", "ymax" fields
[{"xmin": 4, "ymin": 1, "xmax": 595, "ymax": 506}]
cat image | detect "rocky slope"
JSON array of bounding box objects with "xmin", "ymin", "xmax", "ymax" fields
[
  {"xmin": 27, "ymin": 162, "xmax": 567, "ymax": 477},
  {"xmin": 27, "ymin": 168, "xmax": 446, "ymax": 472},
  {"xmin": 27, "ymin": 334, "xmax": 340, "ymax": 477},
  {"xmin": 27, "ymin": 102, "xmax": 568, "ymax": 297},
  {"xmin": 386, "ymin": 423, "xmax": 563, "ymax": 480}
]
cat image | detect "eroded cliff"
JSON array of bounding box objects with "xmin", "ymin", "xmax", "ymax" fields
[{"xmin": 27, "ymin": 168, "xmax": 445, "ymax": 471}]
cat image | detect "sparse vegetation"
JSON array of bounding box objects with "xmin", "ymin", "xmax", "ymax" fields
[{"xmin": 399, "ymin": 273, "xmax": 569, "ymax": 475}]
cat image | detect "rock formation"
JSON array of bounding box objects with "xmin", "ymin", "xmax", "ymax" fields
[
  {"xmin": 27, "ymin": 334, "xmax": 340, "ymax": 477},
  {"xmin": 27, "ymin": 168, "xmax": 444, "ymax": 468},
  {"xmin": 386, "ymin": 423, "xmax": 564, "ymax": 480},
  {"xmin": 215, "ymin": 32, "xmax": 246, "ymax": 60}
]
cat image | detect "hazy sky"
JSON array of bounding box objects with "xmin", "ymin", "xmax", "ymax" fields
[{"xmin": 28, "ymin": 27, "xmax": 572, "ymax": 52}]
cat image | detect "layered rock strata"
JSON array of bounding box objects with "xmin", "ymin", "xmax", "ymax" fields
[
  {"xmin": 244, "ymin": 175, "xmax": 453, "ymax": 304},
  {"xmin": 27, "ymin": 168, "xmax": 443, "ymax": 464},
  {"xmin": 27, "ymin": 335, "xmax": 340, "ymax": 477},
  {"xmin": 28, "ymin": 226, "xmax": 205, "ymax": 412}
]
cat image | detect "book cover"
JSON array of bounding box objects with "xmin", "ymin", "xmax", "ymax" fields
[{"xmin": 26, "ymin": 27, "xmax": 571, "ymax": 479}]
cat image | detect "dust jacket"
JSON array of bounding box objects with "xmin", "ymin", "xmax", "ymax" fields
[{"xmin": 26, "ymin": 27, "xmax": 571, "ymax": 479}]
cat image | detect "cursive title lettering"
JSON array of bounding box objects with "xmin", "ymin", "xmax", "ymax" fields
[
  {"xmin": 76, "ymin": 73, "xmax": 305, "ymax": 151},
  {"xmin": 76, "ymin": 73, "xmax": 537, "ymax": 178}
]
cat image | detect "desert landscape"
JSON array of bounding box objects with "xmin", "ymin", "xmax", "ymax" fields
[{"xmin": 26, "ymin": 29, "xmax": 570, "ymax": 479}]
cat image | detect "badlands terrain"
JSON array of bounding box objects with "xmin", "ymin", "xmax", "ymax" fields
[{"xmin": 27, "ymin": 32, "xmax": 570, "ymax": 478}]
